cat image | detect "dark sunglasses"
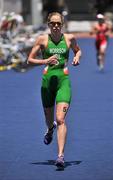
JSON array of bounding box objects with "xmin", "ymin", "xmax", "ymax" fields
[{"xmin": 49, "ymin": 21, "xmax": 62, "ymax": 26}]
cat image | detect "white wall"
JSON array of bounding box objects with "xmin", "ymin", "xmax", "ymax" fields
[
  {"xmin": 1, "ymin": 0, "xmax": 22, "ymax": 13},
  {"xmin": 31, "ymin": 0, "xmax": 43, "ymax": 25}
]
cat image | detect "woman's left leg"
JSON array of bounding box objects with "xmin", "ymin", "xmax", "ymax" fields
[{"xmin": 56, "ymin": 102, "xmax": 69, "ymax": 157}]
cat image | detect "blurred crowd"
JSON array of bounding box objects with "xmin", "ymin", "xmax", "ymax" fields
[{"xmin": 0, "ymin": 11, "xmax": 48, "ymax": 72}]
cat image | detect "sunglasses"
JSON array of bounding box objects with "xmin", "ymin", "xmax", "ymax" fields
[{"xmin": 49, "ymin": 21, "xmax": 62, "ymax": 26}]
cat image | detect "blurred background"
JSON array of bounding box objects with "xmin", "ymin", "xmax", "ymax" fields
[
  {"xmin": 0, "ymin": 0, "xmax": 113, "ymax": 72},
  {"xmin": 0, "ymin": 0, "xmax": 113, "ymax": 25}
]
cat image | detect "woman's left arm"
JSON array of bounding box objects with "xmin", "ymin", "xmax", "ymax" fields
[{"xmin": 70, "ymin": 35, "xmax": 82, "ymax": 66}]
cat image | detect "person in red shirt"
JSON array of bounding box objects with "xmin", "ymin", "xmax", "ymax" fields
[{"xmin": 91, "ymin": 14, "xmax": 112, "ymax": 71}]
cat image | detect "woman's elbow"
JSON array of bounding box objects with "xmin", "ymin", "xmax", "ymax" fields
[{"xmin": 27, "ymin": 57, "xmax": 32, "ymax": 64}]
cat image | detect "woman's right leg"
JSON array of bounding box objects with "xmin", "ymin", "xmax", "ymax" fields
[
  {"xmin": 43, "ymin": 106, "xmax": 57, "ymax": 145},
  {"xmin": 43, "ymin": 106, "xmax": 55, "ymax": 129},
  {"xmin": 41, "ymin": 83, "xmax": 56, "ymax": 129},
  {"xmin": 41, "ymin": 78, "xmax": 57, "ymax": 144}
]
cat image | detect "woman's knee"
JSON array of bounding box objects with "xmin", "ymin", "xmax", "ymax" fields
[{"xmin": 56, "ymin": 116, "xmax": 65, "ymax": 125}]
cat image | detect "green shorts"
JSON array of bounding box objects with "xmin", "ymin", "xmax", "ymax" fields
[{"xmin": 41, "ymin": 69, "xmax": 71, "ymax": 108}]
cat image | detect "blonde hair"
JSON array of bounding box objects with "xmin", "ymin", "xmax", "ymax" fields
[{"xmin": 47, "ymin": 12, "xmax": 64, "ymax": 24}]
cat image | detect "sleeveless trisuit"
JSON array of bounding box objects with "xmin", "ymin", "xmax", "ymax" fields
[{"xmin": 41, "ymin": 34, "xmax": 71, "ymax": 108}]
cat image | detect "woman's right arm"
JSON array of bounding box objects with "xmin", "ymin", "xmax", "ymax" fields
[
  {"xmin": 27, "ymin": 36, "xmax": 47, "ymax": 65},
  {"xmin": 27, "ymin": 35, "xmax": 58, "ymax": 66}
]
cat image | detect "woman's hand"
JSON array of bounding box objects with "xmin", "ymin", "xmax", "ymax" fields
[
  {"xmin": 45, "ymin": 55, "xmax": 59, "ymax": 65},
  {"xmin": 72, "ymin": 56, "xmax": 80, "ymax": 66}
]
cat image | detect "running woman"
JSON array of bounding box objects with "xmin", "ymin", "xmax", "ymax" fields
[
  {"xmin": 28, "ymin": 12, "xmax": 82, "ymax": 168},
  {"xmin": 91, "ymin": 14, "xmax": 112, "ymax": 71}
]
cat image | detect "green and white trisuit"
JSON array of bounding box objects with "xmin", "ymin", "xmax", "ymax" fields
[{"xmin": 41, "ymin": 34, "xmax": 71, "ymax": 108}]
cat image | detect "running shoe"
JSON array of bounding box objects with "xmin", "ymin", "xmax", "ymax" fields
[
  {"xmin": 44, "ymin": 121, "xmax": 57, "ymax": 145},
  {"xmin": 99, "ymin": 64, "xmax": 104, "ymax": 71},
  {"xmin": 55, "ymin": 155, "xmax": 65, "ymax": 168}
]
